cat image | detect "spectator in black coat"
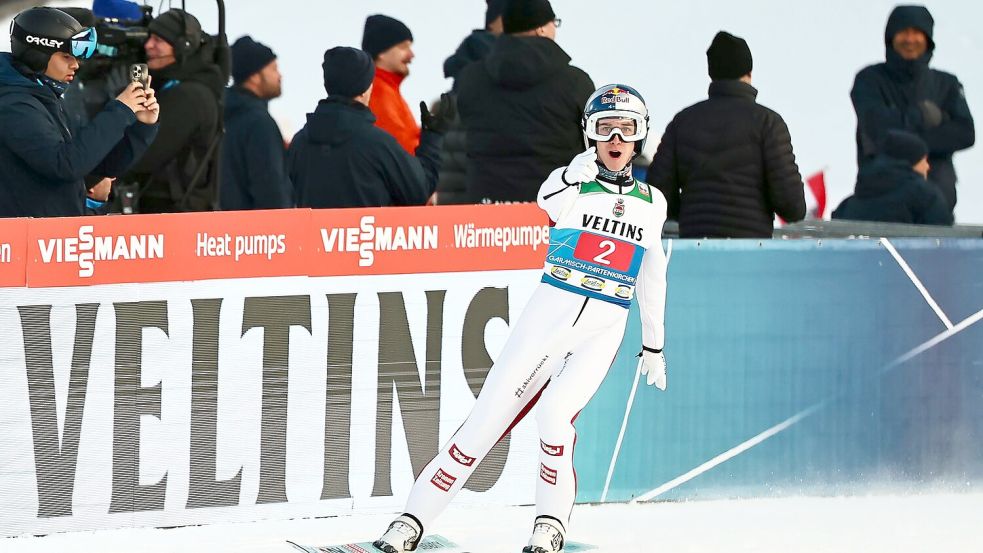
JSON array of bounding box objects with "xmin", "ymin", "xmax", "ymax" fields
[
  {"xmin": 0, "ymin": 7, "xmax": 158, "ymax": 218},
  {"xmin": 434, "ymin": 0, "xmax": 504, "ymax": 205},
  {"xmin": 126, "ymin": 9, "xmax": 226, "ymax": 213},
  {"xmin": 648, "ymin": 31, "xmax": 805, "ymax": 238},
  {"xmin": 288, "ymin": 47, "xmax": 449, "ymax": 208},
  {"xmin": 456, "ymin": 0, "xmax": 594, "ymax": 203},
  {"xmin": 851, "ymin": 5, "xmax": 974, "ymax": 213},
  {"xmin": 833, "ymin": 130, "xmax": 952, "ymax": 226},
  {"xmin": 220, "ymin": 36, "xmax": 292, "ymax": 210}
]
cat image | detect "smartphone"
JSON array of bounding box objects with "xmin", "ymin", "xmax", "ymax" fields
[{"xmin": 129, "ymin": 63, "xmax": 149, "ymax": 89}]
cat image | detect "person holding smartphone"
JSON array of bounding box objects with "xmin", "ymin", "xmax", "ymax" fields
[{"xmin": 0, "ymin": 7, "xmax": 159, "ymax": 218}]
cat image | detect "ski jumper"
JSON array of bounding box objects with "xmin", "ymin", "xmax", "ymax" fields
[{"xmin": 403, "ymin": 166, "xmax": 668, "ymax": 532}]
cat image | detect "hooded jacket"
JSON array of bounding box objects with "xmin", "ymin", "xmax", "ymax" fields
[
  {"xmin": 0, "ymin": 53, "xmax": 158, "ymax": 218},
  {"xmin": 287, "ymin": 96, "xmax": 441, "ymax": 208},
  {"xmin": 368, "ymin": 68, "xmax": 420, "ymax": 155},
  {"xmin": 220, "ymin": 86, "xmax": 292, "ymax": 210},
  {"xmin": 647, "ymin": 80, "xmax": 806, "ymax": 238},
  {"xmin": 435, "ymin": 29, "xmax": 496, "ymax": 205},
  {"xmin": 851, "ymin": 6, "xmax": 975, "ymax": 212},
  {"xmin": 456, "ymin": 35, "xmax": 594, "ymax": 203},
  {"xmin": 126, "ymin": 39, "xmax": 226, "ymax": 213},
  {"xmin": 832, "ymin": 156, "xmax": 952, "ymax": 226}
]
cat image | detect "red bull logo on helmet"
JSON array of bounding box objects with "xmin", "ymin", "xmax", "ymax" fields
[{"xmin": 601, "ymin": 86, "xmax": 632, "ymax": 105}]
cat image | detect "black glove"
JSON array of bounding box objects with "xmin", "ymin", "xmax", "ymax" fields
[
  {"xmin": 420, "ymin": 93, "xmax": 456, "ymax": 134},
  {"xmin": 918, "ymin": 99, "xmax": 944, "ymax": 129}
]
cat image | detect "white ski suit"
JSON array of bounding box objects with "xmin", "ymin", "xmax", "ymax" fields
[{"xmin": 403, "ymin": 166, "xmax": 669, "ymax": 534}]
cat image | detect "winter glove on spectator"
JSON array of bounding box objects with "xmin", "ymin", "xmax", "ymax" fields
[
  {"xmin": 562, "ymin": 147, "xmax": 599, "ymax": 185},
  {"xmin": 918, "ymin": 99, "xmax": 944, "ymax": 129},
  {"xmin": 420, "ymin": 93, "xmax": 456, "ymax": 134},
  {"xmin": 638, "ymin": 347, "xmax": 667, "ymax": 390}
]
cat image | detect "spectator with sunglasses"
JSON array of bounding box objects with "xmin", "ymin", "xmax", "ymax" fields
[{"xmin": 0, "ymin": 7, "xmax": 158, "ymax": 218}]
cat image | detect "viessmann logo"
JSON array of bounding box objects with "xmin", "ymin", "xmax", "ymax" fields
[
  {"xmin": 37, "ymin": 225, "xmax": 165, "ymax": 277},
  {"xmin": 320, "ymin": 216, "xmax": 438, "ymax": 267}
]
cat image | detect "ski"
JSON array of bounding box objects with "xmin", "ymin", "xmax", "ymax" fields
[
  {"xmin": 287, "ymin": 535, "xmax": 458, "ymax": 553},
  {"xmin": 286, "ymin": 536, "xmax": 595, "ymax": 552},
  {"xmin": 563, "ymin": 542, "xmax": 597, "ymax": 552}
]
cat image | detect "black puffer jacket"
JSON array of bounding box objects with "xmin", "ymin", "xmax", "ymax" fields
[
  {"xmin": 647, "ymin": 80, "xmax": 806, "ymax": 238},
  {"xmin": 435, "ymin": 30, "xmax": 496, "ymax": 205},
  {"xmin": 851, "ymin": 6, "xmax": 975, "ymax": 212},
  {"xmin": 456, "ymin": 35, "xmax": 594, "ymax": 203},
  {"xmin": 832, "ymin": 156, "xmax": 952, "ymax": 226},
  {"xmin": 126, "ymin": 40, "xmax": 226, "ymax": 213},
  {"xmin": 287, "ymin": 97, "xmax": 442, "ymax": 208}
]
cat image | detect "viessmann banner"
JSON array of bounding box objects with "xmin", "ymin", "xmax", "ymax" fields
[{"xmin": 0, "ymin": 205, "xmax": 551, "ymax": 287}]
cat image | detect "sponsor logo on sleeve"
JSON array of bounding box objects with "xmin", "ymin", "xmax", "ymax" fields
[
  {"xmin": 430, "ymin": 469, "xmax": 457, "ymax": 492},
  {"xmin": 580, "ymin": 276, "xmax": 605, "ymax": 291},
  {"xmin": 449, "ymin": 444, "xmax": 476, "ymax": 467},
  {"xmin": 638, "ymin": 183, "xmax": 651, "ymax": 197},
  {"xmin": 540, "ymin": 463, "xmax": 558, "ymax": 485},
  {"xmin": 540, "ymin": 440, "xmax": 564, "ymax": 457}
]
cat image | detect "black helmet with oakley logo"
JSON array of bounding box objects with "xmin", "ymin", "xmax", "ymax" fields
[{"xmin": 10, "ymin": 7, "xmax": 97, "ymax": 72}]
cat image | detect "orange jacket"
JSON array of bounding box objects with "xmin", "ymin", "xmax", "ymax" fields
[{"xmin": 368, "ymin": 68, "xmax": 421, "ymax": 155}]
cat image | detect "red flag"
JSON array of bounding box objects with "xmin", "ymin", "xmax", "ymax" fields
[
  {"xmin": 805, "ymin": 171, "xmax": 827, "ymax": 219},
  {"xmin": 777, "ymin": 170, "xmax": 827, "ymax": 225}
]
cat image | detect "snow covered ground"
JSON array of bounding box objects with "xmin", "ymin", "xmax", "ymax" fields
[{"xmin": 3, "ymin": 493, "xmax": 981, "ymax": 553}]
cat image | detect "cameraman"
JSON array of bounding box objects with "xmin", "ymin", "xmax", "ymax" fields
[
  {"xmin": 125, "ymin": 8, "xmax": 225, "ymax": 213},
  {"xmin": 0, "ymin": 7, "xmax": 159, "ymax": 218}
]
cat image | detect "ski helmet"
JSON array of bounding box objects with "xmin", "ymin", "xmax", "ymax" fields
[
  {"xmin": 582, "ymin": 84, "xmax": 649, "ymax": 156},
  {"xmin": 10, "ymin": 7, "xmax": 97, "ymax": 72}
]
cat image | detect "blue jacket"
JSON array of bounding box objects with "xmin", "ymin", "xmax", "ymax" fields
[
  {"xmin": 0, "ymin": 53, "xmax": 158, "ymax": 218},
  {"xmin": 851, "ymin": 6, "xmax": 975, "ymax": 212},
  {"xmin": 287, "ymin": 97, "xmax": 441, "ymax": 208},
  {"xmin": 832, "ymin": 156, "xmax": 953, "ymax": 226},
  {"xmin": 220, "ymin": 87, "xmax": 292, "ymax": 210}
]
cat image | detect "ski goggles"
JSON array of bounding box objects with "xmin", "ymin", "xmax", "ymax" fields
[
  {"xmin": 70, "ymin": 27, "xmax": 98, "ymax": 59},
  {"xmin": 585, "ymin": 113, "xmax": 647, "ymax": 143},
  {"xmin": 10, "ymin": 22, "xmax": 98, "ymax": 60}
]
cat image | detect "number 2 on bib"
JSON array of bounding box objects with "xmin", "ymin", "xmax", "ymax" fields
[
  {"xmin": 572, "ymin": 233, "xmax": 634, "ymax": 272},
  {"xmin": 593, "ymin": 240, "xmax": 616, "ymax": 265}
]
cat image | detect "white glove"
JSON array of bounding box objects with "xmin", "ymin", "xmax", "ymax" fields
[
  {"xmin": 562, "ymin": 147, "xmax": 599, "ymax": 185},
  {"xmin": 637, "ymin": 348, "xmax": 667, "ymax": 391}
]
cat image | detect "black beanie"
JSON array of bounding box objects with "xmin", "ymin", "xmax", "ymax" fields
[
  {"xmin": 503, "ymin": 0, "xmax": 555, "ymax": 34},
  {"xmin": 231, "ymin": 36, "xmax": 277, "ymax": 84},
  {"xmin": 361, "ymin": 15, "xmax": 413, "ymax": 59},
  {"xmin": 885, "ymin": 5, "xmax": 935, "ymax": 50},
  {"xmin": 322, "ymin": 46, "xmax": 375, "ymax": 98},
  {"xmin": 148, "ymin": 9, "xmax": 201, "ymax": 54},
  {"xmin": 486, "ymin": 0, "xmax": 508, "ymax": 26},
  {"xmin": 883, "ymin": 130, "xmax": 928, "ymax": 165},
  {"xmin": 707, "ymin": 31, "xmax": 753, "ymax": 81}
]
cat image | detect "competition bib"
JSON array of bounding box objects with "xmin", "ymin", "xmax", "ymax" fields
[{"xmin": 543, "ymin": 227, "xmax": 645, "ymax": 307}]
